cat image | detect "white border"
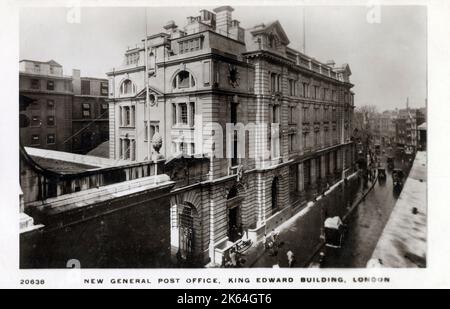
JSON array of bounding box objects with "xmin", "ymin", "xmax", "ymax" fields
[{"xmin": 1, "ymin": 0, "xmax": 449, "ymax": 289}]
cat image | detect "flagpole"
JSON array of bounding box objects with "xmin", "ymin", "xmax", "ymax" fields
[
  {"xmin": 145, "ymin": 8, "xmax": 151, "ymax": 163},
  {"xmin": 302, "ymin": 6, "xmax": 306, "ymax": 54}
]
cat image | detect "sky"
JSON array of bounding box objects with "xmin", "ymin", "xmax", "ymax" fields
[{"xmin": 19, "ymin": 5, "xmax": 427, "ymax": 111}]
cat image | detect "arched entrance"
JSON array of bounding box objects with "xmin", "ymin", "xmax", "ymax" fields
[
  {"xmin": 271, "ymin": 177, "xmax": 279, "ymax": 211},
  {"xmin": 227, "ymin": 185, "xmax": 243, "ymax": 242},
  {"xmin": 178, "ymin": 202, "xmax": 196, "ymax": 261}
]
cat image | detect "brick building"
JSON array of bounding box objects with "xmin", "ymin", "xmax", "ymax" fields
[
  {"xmin": 19, "ymin": 60, "xmax": 109, "ymax": 154},
  {"xmin": 107, "ymin": 6, "xmax": 356, "ymax": 264}
]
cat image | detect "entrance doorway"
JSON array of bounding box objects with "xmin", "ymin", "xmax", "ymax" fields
[
  {"xmin": 227, "ymin": 185, "xmax": 242, "ymax": 242},
  {"xmin": 271, "ymin": 177, "xmax": 279, "ymax": 211},
  {"xmin": 178, "ymin": 203, "xmax": 195, "ymax": 260}
]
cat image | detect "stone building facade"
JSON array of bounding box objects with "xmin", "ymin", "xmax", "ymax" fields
[
  {"xmin": 19, "ymin": 60, "xmax": 109, "ymax": 154},
  {"xmin": 107, "ymin": 6, "xmax": 355, "ymax": 265}
]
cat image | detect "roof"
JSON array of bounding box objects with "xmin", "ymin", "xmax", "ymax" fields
[
  {"xmin": 417, "ymin": 122, "xmax": 427, "ymax": 130},
  {"xmin": 249, "ymin": 20, "xmax": 290, "ymax": 45},
  {"xmin": 86, "ymin": 141, "xmax": 110, "ymax": 158},
  {"xmin": 20, "ymin": 59, "xmax": 62, "ymax": 67}
]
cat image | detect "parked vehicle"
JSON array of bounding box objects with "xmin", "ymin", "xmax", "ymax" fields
[
  {"xmin": 378, "ymin": 167, "xmax": 386, "ymax": 180},
  {"xmin": 387, "ymin": 156, "xmax": 395, "ymax": 170},
  {"xmin": 324, "ymin": 216, "xmax": 345, "ymax": 248},
  {"xmin": 392, "ymin": 168, "xmax": 405, "ymax": 191}
]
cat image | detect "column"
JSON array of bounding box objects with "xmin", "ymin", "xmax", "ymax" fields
[
  {"xmin": 130, "ymin": 105, "xmax": 135, "ymax": 127},
  {"xmin": 121, "ymin": 107, "xmax": 125, "ymax": 126},
  {"xmin": 130, "ymin": 139, "xmax": 135, "ymax": 161},
  {"xmin": 298, "ymin": 163, "xmax": 304, "ymax": 192},
  {"xmin": 310, "ymin": 158, "xmax": 317, "ymax": 188},
  {"xmin": 321, "ymin": 155, "xmax": 326, "ymax": 179},
  {"xmin": 120, "ymin": 138, "xmax": 125, "ymax": 159}
]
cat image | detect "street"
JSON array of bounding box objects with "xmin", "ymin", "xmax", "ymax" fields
[
  {"xmin": 322, "ymin": 157, "xmax": 409, "ymax": 268},
  {"xmin": 249, "ymin": 155, "xmax": 410, "ymax": 268}
]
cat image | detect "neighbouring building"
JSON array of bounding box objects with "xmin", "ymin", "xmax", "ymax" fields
[
  {"xmin": 394, "ymin": 100, "xmax": 426, "ymax": 153},
  {"xmin": 417, "ymin": 122, "xmax": 426, "ymax": 151},
  {"xmin": 369, "ymin": 111, "xmax": 396, "ymax": 147},
  {"xmin": 106, "ymin": 6, "xmax": 356, "ymax": 265},
  {"xmin": 19, "ymin": 60, "xmax": 109, "ymax": 154}
]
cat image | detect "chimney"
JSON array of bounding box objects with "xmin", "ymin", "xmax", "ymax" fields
[
  {"xmin": 163, "ymin": 20, "xmax": 178, "ymax": 34},
  {"xmin": 213, "ymin": 6, "xmax": 234, "ymax": 35},
  {"xmin": 326, "ymin": 60, "xmax": 335, "ymax": 67},
  {"xmin": 72, "ymin": 69, "xmax": 81, "ymax": 94}
]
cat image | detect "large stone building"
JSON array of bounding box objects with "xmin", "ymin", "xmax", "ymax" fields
[
  {"xmin": 106, "ymin": 6, "xmax": 356, "ymax": 264},
  {"xmin": 19, "ymin": 60, "xmax": 109, "ymax": 154}
]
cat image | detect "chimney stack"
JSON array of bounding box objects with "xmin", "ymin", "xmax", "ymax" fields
[
  {"xmin": 213, "ymin": 6, "xmax": 234, "ymax": 35},
  {"xmin": 163, "ymin": 20, "xmax": 178, "ymax": 34},
  {"xmin": 72, "ymin": 69, "xmax": 81, "ymax": 94}
]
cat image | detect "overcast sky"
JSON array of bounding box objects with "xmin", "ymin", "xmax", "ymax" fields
[{"xmin": 19, "ymin": 5, "xmax": 427, "ymax": 111}]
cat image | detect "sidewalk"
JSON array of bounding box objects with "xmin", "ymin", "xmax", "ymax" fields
[{"xmin": 238, "ymin": 171, "xmax": 378, "ymax": 268}]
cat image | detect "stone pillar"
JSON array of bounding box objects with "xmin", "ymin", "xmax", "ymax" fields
[
  {"xmin": 310, "ymin": 158, "xmax": 317, "ymax": 188},
  {"xmin": 298, "ymin": 163, "xmax": 304, "ymax": 192},
  {"xmin": 130, "ymin": 139, "xmax": 135, "ymax": 161},
  {"xmin": 131, "ymin": 105, "xmax": 135, "ymax": 127},
  {"xmin": 321, "ymin": 155, "xmax": 326, "ymax": 179},
  {"xmin": 121, "ymin": 106, "xmax": 126, "ymax": 126}
]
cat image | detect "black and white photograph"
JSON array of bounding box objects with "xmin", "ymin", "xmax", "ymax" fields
[{"xmin": 1, "ymin": 0, "xmax": 449, "ymax": 290}]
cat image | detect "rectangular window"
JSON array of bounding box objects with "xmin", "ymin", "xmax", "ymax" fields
[
  {"xmin": 191, "ymin": 143, "xmax": 195, "ymax": 155},
  {"xmin": 270, "ymin": 73, "xmax": 277, "ymax": 93},
  {"xmin": 47, "ymin": 100, "xmax": 55, "ymax": 109},
  {"xmin": 47, "ymin": 134, "xmax": 56, "ymax": 144},
  {"xmin": 47, "ymin": 116, "xmax": 55, "ymax": 126},
  {"xmin": 302, "ymin": 83, "xmax": 308, "ymax": 98},
  {"xmin": 31, "ymin": 115, "xmax": 40, "ymax": 127},
  {"xmin": 47, "ymin": 80, "xmax": 55, "ymax": 91},
  {"xmin": 203, "ymin": 61, "xmax": 210, "ymax": 86},
  {"xmin": 314, "ymin": 86, "xmax": 319, "ymax": 99},
  {"xmin": 33, "ymin": 64, "xmax": 40, "ymax": 73},
  {"xmin": 30, "ymin": 79, "xmax": 40, "ymax": 89},
  {"xmin": 289, "ymin": 106, "xmax": 295, "ymax": 124},
  {"xmin": 31, "ymin": 134, "xmax": 40, "ymax": 145},
  {"xmin": 100, "ymin": 82, "xmax": 108, "ymax": 95},
  {"xmin": 272, "ymin": 105, "xmax": 279, "ymax": 124},
  {"xmin": 82, "ymin": 103, "xmax": 91, "ymax": 118},
  {"xmin": 81, "ymin": 80, "xmax": 90, "ymax": 95},
  {"xmin": 189, "ymin": 102, "xmax": 195, "ymax": 126},
  {"xmin": 172, "ymin": 103, "xmax": 177, "ymax": 125},
  {"xmin": 303, "ymin": 133, "xmax": 308, "ymax": 149},
  {"xmin": 288, "ymin": 79, "xmax": 295, "ymax": 96},
  {"xmin": 100, "ymin": 103, "xmax": 108, "ymax": 116},
  {"xmin": 180, "ymin": 103, "xmax": 188, "ymax": 124},
  {"xmin": 289, "ymin": 134, "xmax": 295, "ymax": 152}
]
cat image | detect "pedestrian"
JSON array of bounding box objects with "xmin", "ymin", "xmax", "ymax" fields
[
  {"xmin": 229, "ymin": 248, "xmax": 237, "ymax": 267},
  {"xmin": 287, "ymin": 250, "xmax": 295, "ymax": 268}
]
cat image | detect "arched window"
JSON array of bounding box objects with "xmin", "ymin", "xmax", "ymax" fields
[
  {"xmin": 172, "ymin": 70, "xmax": 196, "ymax": 89},
  {"xmin": 120, "ymin": 79, "xmax": 136, "ymax": 96}
]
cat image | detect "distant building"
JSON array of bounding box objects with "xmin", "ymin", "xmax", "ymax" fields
[
  {"xmin": 19, "ymin": 60, "xmax": 109, "ymax": 154},
  {"xmin": 417, "ymin": 122, "xmax": 426, "ymax": 151}
]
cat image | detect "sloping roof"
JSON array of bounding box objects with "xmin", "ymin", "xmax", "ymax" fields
[
  {"xmin": 86, "ymin": 140, "xmax": 110, "ymax": 158},
  {"xmin": 417, "ymin": 122, "xmax": 427, "ymax": 130},
  {"xmin": 250, "ymin": 20, "xmax": 290, "ymax": 45}
]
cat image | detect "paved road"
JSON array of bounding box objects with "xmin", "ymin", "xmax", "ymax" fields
[{"xmin": 321, "ymin": 157, "xmax": 409, "ymax": 268}]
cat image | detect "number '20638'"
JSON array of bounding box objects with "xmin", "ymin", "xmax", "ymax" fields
[{"xmin": 20, "ymin": 279, "xmax": 45, "ymax": 285}]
